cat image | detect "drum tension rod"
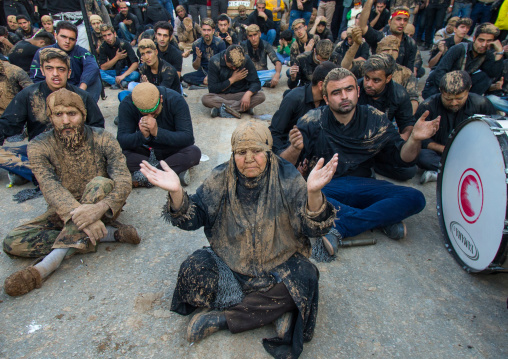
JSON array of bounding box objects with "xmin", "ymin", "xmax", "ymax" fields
[{"xmin": 490, "ymin": 127, "xmax": 508, "ymax": 135}]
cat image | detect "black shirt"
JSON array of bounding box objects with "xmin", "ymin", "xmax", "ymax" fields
[
  {"xmin": 291, "ymin": 0, "xmax": 314, "ymax": 12},
  {"xmin": 269, "ymin": 83, "xmax": 326, "ymax": 154},
  {"xmin": 157, "ymin": 42, "xmax": 183, "ymax": 73},
  {"xmin": 207, "ymin": 50, "xmax": 261, "ymax": 95},
  {"xmin": 334, "ymin": 40, "xmax": 370, "ymax": 61},
  {"xmin": 358, "ymin": 79, "xmax": 415, "ymax": 132},
  {"xmin": 139, "ymin": 59, "xmax": 181, "ymax": 94},
  {"xmin": 247, "ymin": 9, "xmax": 275, "ymax": 34},
  {"xmin": 416, "ymin": 93, "xmax": 496, "ymax": 148},
  {"xmin": 15, "ymin": 26, "xmax": 37, "ymax": 40},
  {"xmin": 429, "ymin": 36, "xmax": 470, "ymax": 69},
  {"xmin": 369, "ymin": 8, "xmax": 390, "ymax": 31},
  {"xmin": 117, "ymin": 87, "xmax": 195, "ymax": 159},
  {"xmin": 216, "ymin": 29, "xmax": 239, "ymax": 46},
  {"xmin": 47, "ymin": 0, "xmax": 81, "ymax": 13},
  {"xmin": 287, "ymin": 51, "xmax": 341, "ymax": 89},
  {"xmin": 297, "ymin": 105, "xmax": 412, "ymax": 178},
  {"xmin": 0, "ymin": 82, "xmax": 104, "ymax": 141},
  {"xmin": 241, "ymin": 39, "xmax": 280, "ymax": 71},
  {"xmin": 191, "ymin": 36, "xmax": 226, "ymax": 72},
  {"xmin": 8, "ymin": 40, "xmax": 40, "ymax": 73},
  {"xmin": 99, "ymin": 38, "xmax": 139, "ymax": 74},
  {"xmin": 364, "ymin": 25, "xmax": 417, "ymax": 70}
]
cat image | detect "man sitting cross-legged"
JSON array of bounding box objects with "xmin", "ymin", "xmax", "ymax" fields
[
  {"xmin": 3, "ymin": 88, "xmax": 139, "ymax": 297},
  {"xmin": 117, "ymin": 83, "xmax": 201, "ymax": 187},
  {"xmin": 202, "ymin": 45, "xmax": 266, "ymax": 118},
  {"xmin": 281, "ymin": 68, "xmax": 439, "ymax": 257},
  {"xmin": 241, "ymin": 24, "xmax": 282, "ymax": 88}
]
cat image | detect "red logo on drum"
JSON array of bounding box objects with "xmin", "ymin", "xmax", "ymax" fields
[{"xmin": 457, "ymin": 168, "xmax": 483, "ymax": 224}]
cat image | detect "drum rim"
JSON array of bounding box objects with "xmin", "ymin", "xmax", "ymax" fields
[{"xmin": 436, "ymin": 115, "xmax": 508, "ymax": 273}]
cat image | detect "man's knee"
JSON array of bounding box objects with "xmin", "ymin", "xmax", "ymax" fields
[
  {"xmin": 81, "ymin": 176, "xmax": 115, "ymax": 203},
  {"xmin": 201, "ymin": 94, "xmax": 219, "ymax": 108},
  {"xmin": 401, "ymin": 187, "xmax": 426, "ymax": 214},
  {"xmin": 178, "ymin": 248, "xmax": 217, "ymax": 283}
]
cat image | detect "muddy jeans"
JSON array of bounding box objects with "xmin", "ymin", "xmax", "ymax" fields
[
  {"xmin": 201, "ymin": 92, "xmax": 266, "ymax": 112},
  {"xmin": 3, "ymin": 176, "xmax": 116, "ymax": 258},
  {"xmin": 0, "ymin": 145, "xmax": 33, "ymax": 181}
]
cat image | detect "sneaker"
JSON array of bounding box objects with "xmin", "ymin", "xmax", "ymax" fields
[
  {"xmin": 262, "ymin": 81, "xmax": 272, "ymax": 88},
  {"xmin": 223, "ymin": 104, "xmax": 242, "ymax": 119},
  {"xmin": 189, "ymin": 84, "xmax": 207, "ymax": 90},
  {"xmin": 186, "ymin": 309, "xmax": 228, "ymax": 343},
  {"xmin": 181, "ymin": 82, "xmax": 189, "ymax": 88},
  {"xmin": 321, "ymin": 228, "xmax": 342, "ymax": 256},
  {"xmin": 211, "ymin": 107, "xmax": 220, "ymax": 118},
  {"xmin": 7, "ymin": 172, "xmax": 29, "ymax": 186},
  {"xmin": 178, "ymin": 170, "xmax": 191, "ymax": 186},
  {"xmin": 381, "ymin": 222, "xmax": 407, "ymax": 240},
  {"xmin": 420, "ymin": 170, "xmax": 438, "ymax": 184}
]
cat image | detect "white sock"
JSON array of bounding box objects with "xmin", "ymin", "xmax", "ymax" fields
[
  {"xmin": 100, "ymin": 226, "xmax": 117, "ymax": 242},
  {"xmin": 34, "ymin": 248, "xmax": 69, "ymax": 279}
]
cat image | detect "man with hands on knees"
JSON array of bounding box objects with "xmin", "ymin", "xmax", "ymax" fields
[
  {"xmin": 139, "ymin": 120, "xmax": 337, "ymax": 359},
  {"xmin": 202, "ymin": 45, "xmax": 265, "ymax": 118},
  {"xmin": 2, "ymin": 89, "xmax": 139, "ymax": 297},
  {"xmin": 281, "ymin": 68, "xmax": 439, "ymax": 259}
]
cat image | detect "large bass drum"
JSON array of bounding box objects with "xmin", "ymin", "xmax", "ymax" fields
[{"xmin": 437, "ymin": 115, "xmax": 508, "ymax": 273}]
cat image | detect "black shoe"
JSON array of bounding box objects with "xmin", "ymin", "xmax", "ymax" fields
[
  {"xmin": 211, "ymin": 107, "xmax": 220, "ymax": 118},
  {"xmin": 186, "ymin": 309, "xmax": 228, "ymax": 343},
  {"xmin": 246, "ymin": 108, "xmax": 255, "ymax": 116},
  {"xmin": 381, "ymin": 222, "xmax": 407, "ymax": 240},
  {"xmin": 321, "ymin": 228, "xmax": 342, "ymax": 256},
  {"xmin": 178, "ymin": 170, "xmax": 191, "ymax": 186},
  {"xmin": 223, "ymin": 104, "xmax": 242, "ymax": 119},
  {"xmin": 262, "ymin": 81, "xmax": 272, "ymax": 88},
  {"xmin": 111, "ymin": 84, "xmax": 121, "ymax": 90}
]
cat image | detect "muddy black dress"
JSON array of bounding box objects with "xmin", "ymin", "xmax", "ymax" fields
[{"xmin": 164, "ymin": 153, "xmax": 335, "ymax": 358}]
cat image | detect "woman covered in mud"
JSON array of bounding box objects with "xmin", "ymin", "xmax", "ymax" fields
[{"xmin": 140, "ymin": 121, "xmax": 337, "ymax": 358}]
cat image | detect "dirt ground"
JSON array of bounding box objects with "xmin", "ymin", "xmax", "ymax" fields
[{"xmin": 0, "ymin": 53, "xmax": 507, "ymax": 359}]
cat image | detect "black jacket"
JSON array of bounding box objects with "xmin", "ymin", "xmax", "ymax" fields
[
  {"xmin": 247, "ymin": 9, "xmax": 275, "ymax": 34},
  {"xmin": 139, "ymin": 59, "xmax": 181, "ymax": 94}
]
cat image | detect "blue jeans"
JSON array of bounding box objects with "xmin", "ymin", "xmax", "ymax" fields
[
  {"xmin": 470, "ymin": 3, "xmax": 492, "ymax": 34},
  {"xmin": 260, "ymin": 30, "xmax": 276, "ymax": 47},
  {"xmin": 289, "ymin": 10, "xmax": 312, "ymax": 29},
  {"xmin": 451, "ymin": 2, "xmax": 472, "ymax": 18},
  {"xmin": 118, "ymin": 23, "xmax": 136, "ymax": 43},
  {"xmin": 322, "ymin": 176, "xmax": 426, "ymax": 238},
  {"xmin": 100, "ymin": 68, "xmax": 140, "ymax": 85},
  {"xmin": 158, "ymin": 0, "xmax": 175, "ymax": 25},
  {"xmin": 276, "ymin": 52, "xmax": 290, "ymax": 64},
  {"xmin": 182, "ymin": 69, "xmax": 207, "ymax": 85},
  {"xmin": 487, "ymin": 95, "xmax": 508, "ymax": 113},
  {"xmin": 257, "ymin": 69, "xmax": 276, "ymax": 86},
  {"xmin": 0, "ymin": 145, "xmax": 33, "ymax": 181}
]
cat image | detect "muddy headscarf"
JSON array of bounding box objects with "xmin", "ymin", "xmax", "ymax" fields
[
  {"xmin": 46, "ymin": 88, "xmax": 87, "ymax": 149},
  {"xmin": 376, "ymin": 35, "xmax": 400, "ymax": 54},
  {"xmin": 132, "ymin": 83, "xmax": 161, "ymax": 113},
  {"xmin": 89, "ymin": 14, "xmax": 102, "ymax": 23},
  {"xmin": 231, "ymin": 120, "xmax": 272, "ymax": 153}
]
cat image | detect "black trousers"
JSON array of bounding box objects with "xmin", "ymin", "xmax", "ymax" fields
[{"xmin": 122, "ymin": 145, "xmax": 201, "ymax": 174}]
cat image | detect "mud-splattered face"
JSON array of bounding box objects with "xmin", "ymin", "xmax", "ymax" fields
[
  {"xmin": 324, "ymin": 77, "xmax": 359, "ymax": 115},
  {"xmin": 455, "ymin": 24, "xmax": 470, "ymax": 39},
  {"xmin": 202, "ymin": 25, "xmax": 213, "ymax": 42},
  {"xmin": 102, "ymin": 29, "xmax": 117, "ymax": 46},
  {"xmin": 379, "ymin": 47, "xmax": 399, "ymax": 60},
  {"xmin": 42, "ymin": 21, "xmax": 54, "ymax": 33},
  {"xmin": 473, "ymin": 33, "xmax": 495, "ymax": 54},
  {"xmin": 156, "ymin": 28, "xmax": 170, "ymax": 48},
  {"xmin": 7, "ymin": 16, "xmax": 18, "ymax": 31},
  {"xmin": 51, "ymin": 104, "xmax": 85, "ymax": 148},
  {"xmin": 18, "ymin": 18, "xmax": 30, "ymax": 32},
  {"xmin": 234, "ymin": 148, "xmax": 267, "ymax": 178},
  {"xmin": 91, "ymin": 19, "xmax": 103, "ymax": 33},
  {"xmin": 56, "ymin": 29, "xmax": 77, "ymax": 51},
  {"xmin": 389, "ymin": 15, "xmax": 408, "ymax": 35},
  {"xmin": 218, "ymin": 20, "xmax": 229, "ymax": 34},
  {"xmin": 440, "ymin": 90, "xmax": 469, "ymax": 112},
  {"xmin": 364, "ymin": 70, "xmax": 391, "ymax": 96},
  {"xmin": 140, "ymin": 47, "xmax": 158, "ymax": 66},
  {"xmin": 41, "ymin": 58, "xmax": 70, "ymax": 91},
  {"xmin": 247, "ymin": 31, "xmax": 261, "ymax": 47}
]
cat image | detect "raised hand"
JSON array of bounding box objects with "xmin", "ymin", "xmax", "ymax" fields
[
  {"xmin": 289, "ymin": 126, "xmax": 304, "ymax": 151},
  {"xmin": 411, "ymin": 110, "xmax": 440, "ymax": 141},
  {"xmin": 140, "ymin": 160, "xmax": 182, "ymax": 193},
  {"xmin": 306, "ymin": 154, "xmax": 338, "ymax": 194}
]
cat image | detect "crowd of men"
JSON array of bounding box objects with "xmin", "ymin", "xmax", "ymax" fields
[{"xmin": 0, "ymin": 0, "xmax": 507, "ymax": 357}]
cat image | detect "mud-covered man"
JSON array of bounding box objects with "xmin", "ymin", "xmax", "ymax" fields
[
  {"xmin": 182, "ymin": 18, "xmax": 226, "ymax": 87},
  {"xmin": 139, "ymin": 121, "xmax": 337, "ymax": 358},
  {"xmin": 3, "ymin": 88, "xmax": 139, "ymax": 297},
  {"xmin": 89, "ymin": 14, "xmax": 105, "ymax": 53},
  {"xmin": 0, "ymin": 56, "xmax": 33, "ymax": 116},
  {"xmin": 289, "ymin": 18, "xmax": 320, "ymax": 65},
  {"xmin": 281, "ymin": 68, "xmax": 439, "ymax": 257},
  {"xmin": 417, "ymin": 71, "xmax": 496, "ymax": 184},
  {"xmin": 117, "ymin": 83, "xmax": 201, "ymax": 187},
  {"xmin": 0, "ymin": 48, "xmax": 104, "ymax": 185},
  {"xmin": 202, "ymin": 45, "xmax": 266, "ymax": 118},
  {"xmin": 15, "ymin": 15, "xmax": 37, "ymax": 40},
  {"xmin": 241, "ymin": 24, "xmax": 282, "ymax": 88}
]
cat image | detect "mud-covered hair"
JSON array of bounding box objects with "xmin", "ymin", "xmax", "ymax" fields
[
  {"xmin": 474, "ymin": 22, "xmax": 500, "ymax": 39},
  {"xmin": 202, "ymin": 18, "xmax": 215, "ymax": 29},
  {"xmin": 439, "ymin": 70, "xmax": 472, "ymax": 94},
  {"xmin": 312, "ymin": 61, "xmax": 339, "ymax": 86},
  {"xmin": 323, "ymin": 68, "xmax": 357, "ymax": 97},
  {"xmin": 363, "ymin": 53, "xmax": 396, "ymax": 77},
  {"xmin": 40, "ymin": 47, "xmax": 70, "ymax": 69},
  {"xmin": 455, "ymin": 18, "xmax": 473, "ymax": 29},
  {"xmin": 99, "ymin": 24, "xmax": 115, "ymax": 33},
  {"xmin": 315, "ymin": 39, "xmax": 333, "ymax": 59},
  {"xmin": 225, "ymin": 44, "xmax": 245, "ymax": 68}
]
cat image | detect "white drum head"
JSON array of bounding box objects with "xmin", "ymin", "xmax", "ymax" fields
[{"xmin": 439, "ymin": 118, "xmax": 507, "ymax": 272}]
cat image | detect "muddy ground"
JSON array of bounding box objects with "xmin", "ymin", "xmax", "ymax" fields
[{"xmin": 0, "ymin": 52, "xmax": 507, "ymax": 359}]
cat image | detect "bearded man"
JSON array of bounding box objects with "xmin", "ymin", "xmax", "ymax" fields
[{"xmin": 3, "ymin": 88, "xmax": 139, "ymax": 297}]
